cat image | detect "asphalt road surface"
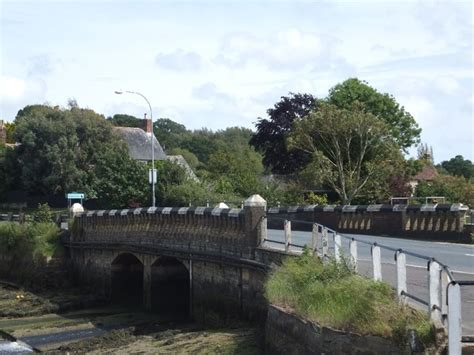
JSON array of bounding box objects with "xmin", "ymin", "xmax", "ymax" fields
[{"xmin": 266, "ymin": 229, "xmax": 474, "ymax": 336}]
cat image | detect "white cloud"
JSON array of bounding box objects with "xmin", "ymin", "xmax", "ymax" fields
[
  {"xmin": 216, "ymin": 29, "xmax": 336, "ymax": 70},
  {"xmin": 0, "ymin": 76, "xmax": 27, "ymax": 101},
  {"xmin": 155, "ymin": 49, "xmax": 204, "ymax": 71}
]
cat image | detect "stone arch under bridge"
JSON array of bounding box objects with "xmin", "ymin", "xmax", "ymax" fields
[
  {"xmin": 150, "ymin": 256, "xmax": 190, "ymax": 316},
  {"xmin": 111, "ymin": 253, "xmax": 144, "ymax": 307},
  {"xmin": 110, "ymin": 252, "xmax": 191, "ymax": 316}
]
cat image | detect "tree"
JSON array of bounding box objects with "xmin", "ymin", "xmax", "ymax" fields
[
  {"xmin": 107, "ymin": 114, "xmax": 142, "ymax": 128},
  {"xmin": 440, "ymin": 155, "xmax": 474, "ymax": 180},
  {"xmin": 154, "ymin": 118, "xmax": 188, "ymax": 152},
  {"xmin": 415, "ymin": 175, "xmax": 474, "ymax": 207},
  {"xmin": 8, "ymin": 104, "xmax": 149, "ymax": 208},
  {"xmin": 250, "ymin": 93, "xmax": 317, "ymax": 174},
  {"xmin": 327, "ymin": 78, "xmax": 421, "ymax": 150},
  {"xmin": 207, "ymin": 145, "xmax": 264, "ymax": 197},
  {"xmin": 288, "ymin": 103, "xmax": 397, "ymax": 204},
  {"xmin": 4, "ymin": 122, "xmax": 15, "ymax": 143}
]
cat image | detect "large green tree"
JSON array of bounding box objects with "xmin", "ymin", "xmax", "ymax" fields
[
  {"xmin": 207, "ymin": 145, "xmax": 264, "ymax": 197},
  {"xmin": 327, "ymin": 78, "xmax": 421, "ymax": 150},
  {"xmin": 7, "ymin": 105, "xmax": 149, "ymax": 208},
  {"xmin": 439, "ymin": 155, "xmax": 474, "ymax": 180},
  {"xmin": 288, "ymin": 103, "xmax": 398, "ymax": 204}
]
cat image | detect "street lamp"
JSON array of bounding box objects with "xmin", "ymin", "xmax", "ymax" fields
[{"xmin": 114, "ymin": 90, "xmax": 156, "ymax": 207}]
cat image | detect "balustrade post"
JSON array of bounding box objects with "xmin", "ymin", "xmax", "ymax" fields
[
  {"xmin": 429, "ymin": 260, "xmax": 442, "ymax": 323},
  {"xmin": 334, "ymin": 234, "xmax": 342, "ymax": 263},
  {"xmin": 322, "ymin": 227, "xmax": 329, "ymax": 257},
  {"xmin": 311, "ymin": 224, "xmax": 318, "ymax": 256},
  {"xmin": 441, "ymin": 270, "xmax": 449, "ymax": 325},
  {"xmin": 371, "ymin": 244, "xmax": 382, "ymax": 281},
  {"xmin": 284, "ymin": 220, "xmax": 291, "ymax": 252},
  {"xmin": 396, "ymin": 250, "xmax": 407, "ymax": 304},
  {"xmin": 259, "ymin": 216, "xmax": 267, "ymax": 247},
  {"xmin": 349, "ymin": 239, "xmax": 358, "ymax": 271},
  {"xmin": 448, "ymin": 283, "xmax": 462, "ymax": 355}
]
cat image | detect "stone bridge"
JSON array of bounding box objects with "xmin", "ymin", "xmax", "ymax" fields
[
  {"xmin": 66, "ymin": 196, "xmax": 470, "ymax": 322},
  {"xmin": 67, "ymin": 195, "xmax": 278, "ymax": 322}
]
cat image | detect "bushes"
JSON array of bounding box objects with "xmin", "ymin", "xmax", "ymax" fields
[
  {"xmin": 265, "ymin": 250, "xmax": 435, "ymax": 345},
  {"xmin": 0, "ymin": 221, "xmax": 61, "ymax": 259}
]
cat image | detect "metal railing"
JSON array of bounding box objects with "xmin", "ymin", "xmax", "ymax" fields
[{"xmin": 260, "ymin": 216, "xmax": 473, "ymax": 355}]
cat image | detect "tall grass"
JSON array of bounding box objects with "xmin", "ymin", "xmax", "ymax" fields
[
  {"xmin": 265, "ymin": 250, "xmax": 435, "ymax": 345},
  {"xmin": 0, "ymin": 221, "xmax": 61, "ymax": 259}
]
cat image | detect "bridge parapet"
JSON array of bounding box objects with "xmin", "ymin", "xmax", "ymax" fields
[
  {"xmin": 267, "ymin": 203, "xmax": 470, "ymax": 241},
  {"xmin": 72, "ymin": 203, "xmax": 266, "ymax": 259}
]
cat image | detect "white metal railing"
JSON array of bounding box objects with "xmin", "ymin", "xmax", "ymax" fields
[{"xmin": 260, "ymin": 216, "xmax": 473, "ymax": 355}]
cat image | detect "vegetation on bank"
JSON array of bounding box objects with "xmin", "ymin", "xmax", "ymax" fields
[
  {"xmin": 265, "ymin": 250, "xmax": 435, "ymax": 346},
  {"xmin": 0, "ymin": 221, "xmax": 61, "ymax": 259}
]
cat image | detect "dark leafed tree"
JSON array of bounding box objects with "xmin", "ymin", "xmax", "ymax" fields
[{"xmin": 250, "ymin": 93, "xmax": 317, "ymax": 174}]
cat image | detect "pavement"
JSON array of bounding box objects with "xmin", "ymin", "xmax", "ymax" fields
[{"xmin": 266, "ymin": 229, "xmax": 474, "ymax": 336}]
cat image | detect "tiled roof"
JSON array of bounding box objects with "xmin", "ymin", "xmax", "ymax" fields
[{"xmin": 413, "ymin": 165, "xmax": 438, "ymax": 181}]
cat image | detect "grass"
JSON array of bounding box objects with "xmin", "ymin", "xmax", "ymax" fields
[
  {"xmin": 0, "ymin": 221, "xmax": 61, "ymax": 259},
  {"xmin": 265, "ymin": 250, "xmax": 435, "ymax": 346}
]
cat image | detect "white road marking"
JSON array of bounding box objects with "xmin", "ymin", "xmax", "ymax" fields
[
  {"xmin": 357, "ymin": 258, "xmax": 474, "ymax": 275},
  {"xmin": 464, "ymin": 253, "xmax": 474, "ymax": 257}
]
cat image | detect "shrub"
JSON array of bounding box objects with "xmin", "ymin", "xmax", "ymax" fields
[
  {"xmin": 34, "ymin": 203, "xmax": 53, "ymax": 223},
  {"xmin": 265, "ymin": 250, "xmax": 435, "ymax": 345}
]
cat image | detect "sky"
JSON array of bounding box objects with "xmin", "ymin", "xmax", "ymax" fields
[{"xmin": 1, "ymin": 0, "xmax": 472, "ymax": 163}]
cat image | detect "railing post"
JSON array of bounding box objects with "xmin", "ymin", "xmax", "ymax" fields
[
  {"xmin": 371, "ymin": 243, "xmax": 382, "ymax": 281},
  {"xmin": 259, "ymin": 216, "xmax": 267, "ymax": 246},
  {"xmin": 322, "ymin": 227, "xmax": 329, "ymax": 257},
  {"xmin": 441, "ymin": 269, "xmax": 449, "ymax": 325},
  {"xmin": 311, "ymin": 224, "xmax": 318, "ymax": 256},
  {"xmin": 429, "ymin": 260, "xmax": 442, "ymax": 323},
  {"xmin": 284, "ymin": 220, "xmax": 291, "ymax": 252},
  {"xmin": 396, "ymin": 250, "xmax": 407, "ymax": 304},
  {"xmin": 349, "ymin": 238, "xmax": 357, "ymax": 271},
  {"xmin": 448, "ymin": 282, "xmax": 462, "ymax": 355},
  {"xmin": 334, "ymin": 234, "xmax": 342, "ymax": 263}
]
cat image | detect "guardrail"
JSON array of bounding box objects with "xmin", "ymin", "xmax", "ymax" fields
[{"xmin": 261, "ymin": 216, "xmax": 473, "ymax": 355}]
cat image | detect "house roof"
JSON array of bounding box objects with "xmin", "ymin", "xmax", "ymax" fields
[
  {"xmin": 167, "ymin": 155, "xmax": 199, "ymax": 181},
  {"xmin": 114, "ymin": 127, "xmax": 167, "ymax": 161},
  {"xmin": 413, "ymin": 165, "xmax": 438, "ymax": 182}
]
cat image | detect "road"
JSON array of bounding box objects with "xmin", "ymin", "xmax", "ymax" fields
[{"xmin": 266, "ymin": 229, "xmax": 474, "ymax": 336}]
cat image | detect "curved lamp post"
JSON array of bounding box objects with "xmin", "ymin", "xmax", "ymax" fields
[{"xmin": 114, "ymin": 90, "xmax": 156, "ymax": 207}]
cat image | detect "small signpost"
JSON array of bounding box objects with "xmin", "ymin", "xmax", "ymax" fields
[{"xmin": 66, "ymin": 192, "xmax": 85, "ymax": 209}]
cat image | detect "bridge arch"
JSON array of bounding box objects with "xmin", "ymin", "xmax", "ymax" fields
[
  {"xmin": 111, "ymin": 253, "xmax": 144, "ymax": 306},
  {"xmin": 151, "ymin": 256, "xmax": 190, "ymax": 317}
]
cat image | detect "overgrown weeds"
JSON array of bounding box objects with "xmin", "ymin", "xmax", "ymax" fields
[
  {"xmin": 0, "ymin": 221, "xmax": 61, "ymax": 259},
  {"xmin": 265, "ymin": 249, "xmax": 435, "ymax": 346}
]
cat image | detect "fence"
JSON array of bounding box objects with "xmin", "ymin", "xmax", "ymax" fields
[
  {"xmin": 260, "ymin": 216, "xmax": 473, "ymax": 355},
  {"xmin": 0, "ymin": 212, "xmax": 68, "ymax": 226}
]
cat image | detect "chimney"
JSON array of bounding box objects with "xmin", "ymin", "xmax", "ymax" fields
[{"xmin": 143, "ymin": 114, "xmax": 152, "ymax": 134}]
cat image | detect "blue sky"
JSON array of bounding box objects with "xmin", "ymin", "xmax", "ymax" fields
[{"xmin": 1, "ymin": 0, "xmax": 472, "ymax": 162}]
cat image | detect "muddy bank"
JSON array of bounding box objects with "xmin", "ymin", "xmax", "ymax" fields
[
  {"xmin": 50, "ymin": 323, "xmax": 262, "ymax": 354},
  {"xmin": 0, "ymin": 281, "xmax": 106, "ymax": 318},
  {"xmin": 0, "ymin": 284, "xmax": 263, "ymax": 354}
]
